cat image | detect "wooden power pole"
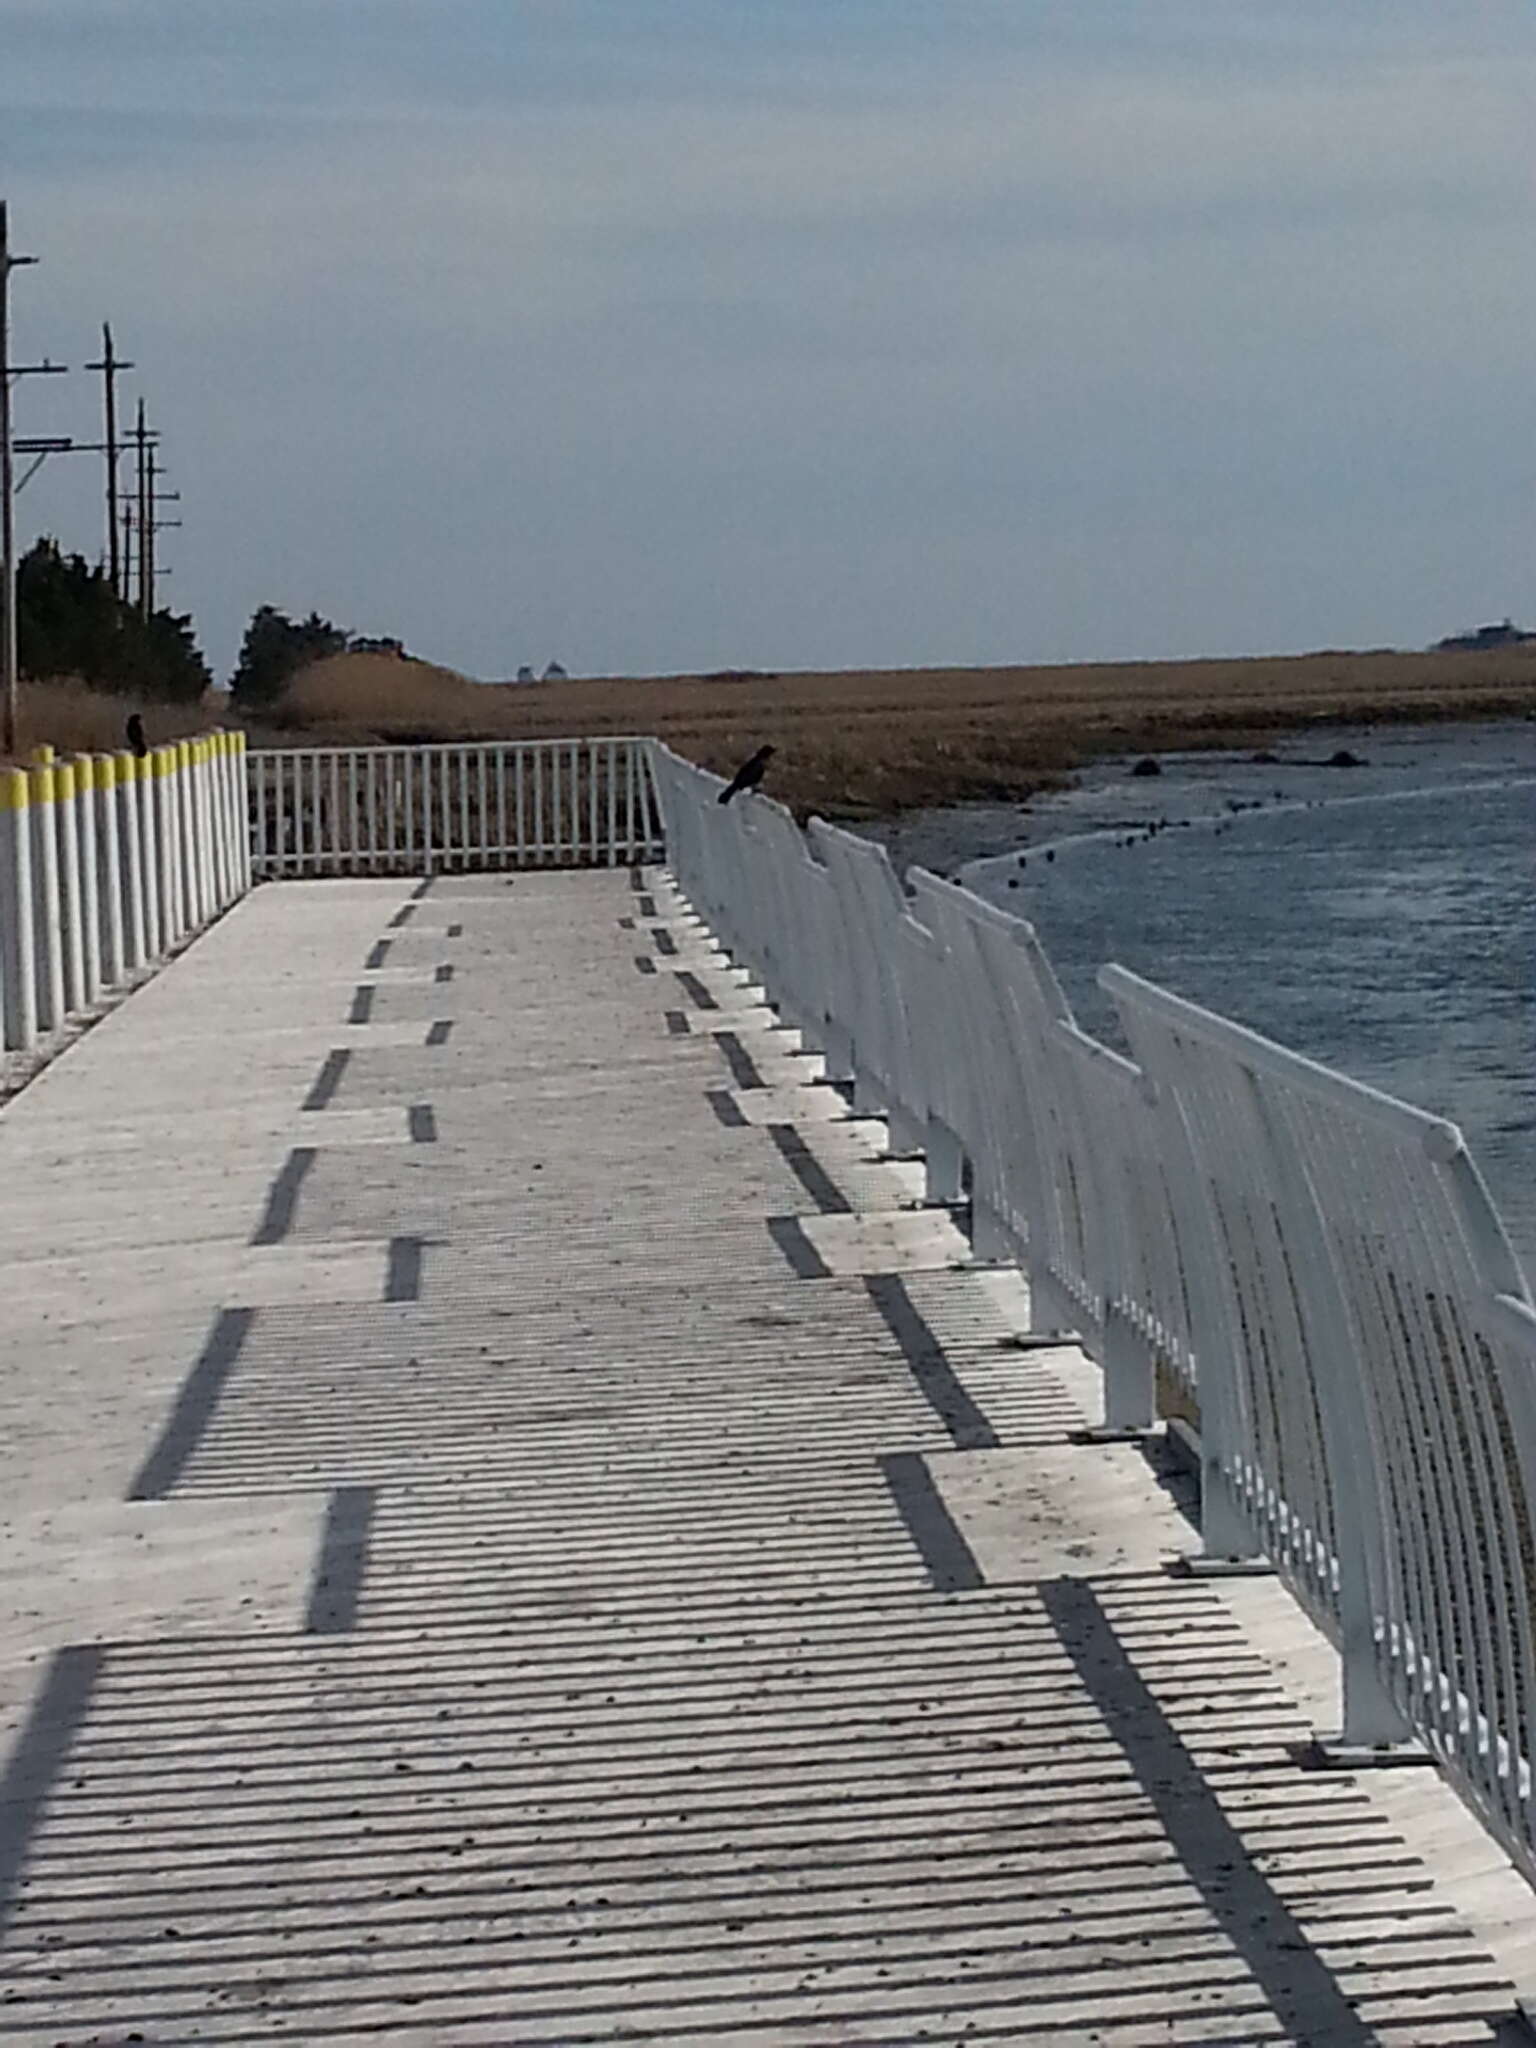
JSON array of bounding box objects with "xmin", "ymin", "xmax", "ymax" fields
[
  {"xmin": 0, "ymin": 202, "xmax": 30, "ymax": 757},
  {"xmin": 134, "ymin": 398, "xmax": 150, "ymax": 617},
  {"xmin": 85, "ymin": 323, "xmax": 133, "ymax": 599}
]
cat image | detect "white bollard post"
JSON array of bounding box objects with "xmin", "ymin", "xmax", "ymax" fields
[
  {"xmin": 222, "ymin": 732, "xmax": 240, "ymax": 902},
  {"xmin": 30, "ymin": 758, "xmax": 65, "ymax": 1032},
  {"xmin": 202, "ymin": 737, "xmax": 219, "ymax": 915},
  {"xmin": 170, "ymin": 742, "xmax": 189, "ymax": 939},
  {"xmin": 236, "ymin": 731, "xmax": 252, "ymax": 891},
  {"xmin": 181, "ymin": 739, "xmax": 201, "ymax": 929},
  {"xmin": 74, "ymin": 755, "xmax": 102, "ymax": 1006},
  {"xmin": 180, "ymin": 738, "xmax": 202, "ymax": 931},
  {"xmin": 134, "ymin": 749, "xmax": 160, "ymax": 960},
  {"xmin": 205, "ymin": 733, "xmax": 225, "ymax": 908},
  {"xmin": 153, "ymin": 745, "xmax": 178, "ymax": 948},
  {"xmin": 96, "ymin": 751, "xmax": 126, "ymax": 990},
  {"xmin": 169, "ymin": 742, "xmax": 189, "ymax": 940},
  {"xmin": 55, "ymin": 758, "xmax": 87, "ymax": 1015},
  {"xmin": 204, "ymin": 737, "xmax": 219, "ymax": 913},
  {"xmin": 219, "ymin": 732, "xmax": 237, "ymax": 904},
  {"xmin": 227, "ymin": 731, "xmax": 245, "ymax": 899},
  {"xmin": 192, "ymin": 737, "xmax": 208, "ymax": 926},
  {"xmin": 113, "ymin": 751, "xmax": 142, "ymax": 974},
  {"xmin": 0, "ymin": 766, "xmax": 36, "ymax": 1050},
  {"xmin": 166, "ymin": 741, "xmax": 186, "ymax": 938}
]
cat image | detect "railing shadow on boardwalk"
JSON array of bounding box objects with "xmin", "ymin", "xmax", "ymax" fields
[{"xmin": 3, "ymin": 1575, "xmax": 1523, "ymax": 2042}]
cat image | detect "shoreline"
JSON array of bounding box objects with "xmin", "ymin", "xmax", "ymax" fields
[{"xmin": 858, "ymin": 713, "xmax": 1536, "ymax": 879}]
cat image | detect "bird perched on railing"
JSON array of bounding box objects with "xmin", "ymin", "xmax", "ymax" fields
[
  {"xmin": 126, "ymin": 713, "xmax": 149, "ymax": 758},
  {"xmin": 719, "ymin": 744, "xmax": 775, "ymax": 805}
]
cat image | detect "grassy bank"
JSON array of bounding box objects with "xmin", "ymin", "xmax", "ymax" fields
[{"xmin": 252, "ymin": 645, "xmax": 1536, "ymax": 818}]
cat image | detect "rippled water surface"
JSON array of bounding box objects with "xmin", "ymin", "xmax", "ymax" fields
[{"xmin": 953, "ymin": 722, "xmax": 1535, "ymax": 1280}]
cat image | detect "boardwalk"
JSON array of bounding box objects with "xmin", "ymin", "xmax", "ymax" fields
[{"xmin": 0, "ymin": 867, "xmax": 1530, "ymax": 2043}]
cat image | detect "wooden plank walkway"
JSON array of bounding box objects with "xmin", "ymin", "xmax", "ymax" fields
[{"xmin": 0, "ymin": 867, "xmax": 1530, "ymax": 2043}]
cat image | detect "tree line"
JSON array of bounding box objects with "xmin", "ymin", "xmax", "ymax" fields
[{"xmin": 16, "ymin": 536, "xmax": 400, "ymax": 708}]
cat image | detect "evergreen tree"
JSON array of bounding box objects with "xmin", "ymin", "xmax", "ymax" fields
[
  {"xmin": 17, "ymin": 538, "xmax": 210, "ymax": 702},
  {"xmin": 229, "ymin": 605, "xmax": 350, "ymax": 706}
]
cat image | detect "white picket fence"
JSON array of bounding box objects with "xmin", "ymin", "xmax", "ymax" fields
[
  {"xmin": 649, "ymin": 741, "xmax": 1536, "ymax": 1886},
  {"xmin": 0, "ymin": 732, "xmax": 250, "ymax": 1055},
  {"xmin": 247, "ymin": 739, "xmax": 663, "ymax": 877}
]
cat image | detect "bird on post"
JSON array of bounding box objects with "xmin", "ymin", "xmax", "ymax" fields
[
  {"xmin": 718, "ymin": 744, "xmax": 775, "ymax": 805},
  {"xmin": 126, "ymin": 713, "xmax": 149, "ymax": 758}
]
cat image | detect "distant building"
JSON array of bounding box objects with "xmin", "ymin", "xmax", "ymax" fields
[
  {"xmin": 543, "ymin": 661, "xmax": 568, "ymax": 681},
  {"xmin": 516, "ymin": 665, "xmax": 536, "ymax": 683},
  {"xmin": 1436, "ymin": 618, "xmax": 1535, "ymax": 652}
]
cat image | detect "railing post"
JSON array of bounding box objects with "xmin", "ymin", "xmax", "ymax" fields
[
  {"xmin": 1111, "ymin": 1038, "xmax": 1266, "ymax": 1564},
  {"xmin": 1239, "ymin": 1066, "xmax": 1415, "ymax": 1750},
  {"xmin": 923, "ymin": 1119, "xmax": 965, "ymax": 1204},
  {"xmin": 1096, "ymin": 1307, "xmax": 1156, "ymax": 1433},
  {"xmin": 0, "ymin": 765, "xmax": 36, "ymax": 1049}
]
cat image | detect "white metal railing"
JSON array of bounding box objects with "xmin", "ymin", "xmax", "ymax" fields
[
  {"xmin": 649, "ymin": 740, "xmax": 1536, "ymax": 1887},
  {"xmin": 247, "ymin": 739, "xmax": 663, "ymax": 878},
  {"xmin": 1, "ymin": 731, "xmax": 250, "ymax": 1056}
]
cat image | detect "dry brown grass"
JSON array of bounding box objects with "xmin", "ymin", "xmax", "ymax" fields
[
  {"xmin": 252, "ymin": 644, "xmax": 1536, "ymax": 817},
  {"xmin": 3, "ymin": 677, "xmax": 219, "ymax": 766},
  {"xmin": 275, "ymin": 650, "xmax": 487, "ymax": 735}
]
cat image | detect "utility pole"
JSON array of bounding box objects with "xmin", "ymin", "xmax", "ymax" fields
[
  {"xmin": 85, "ymin": 323, "xmax": 132, "ymax": 599},
  {"xmin": 1, "ymin": 201, "xmax": 32, "ymax": 757},
  {"xmin": 1, "ymin": 204, "xmax": 67, "ymax": 758},
  {"xmin": 134, "ymin": 398, "xmax": 150, "ymax": 617}
]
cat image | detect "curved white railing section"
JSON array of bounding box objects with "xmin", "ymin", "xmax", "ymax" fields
[
  {"xmin": 650, "ymin": 740, "xmax": 1536, "ymax": 1886},
  {"xmin": 0, "ymin": 732, "xmax": 249, "ymax": 1055}
]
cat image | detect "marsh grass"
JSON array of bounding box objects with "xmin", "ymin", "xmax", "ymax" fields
[{"xmin": 257, "ymin": 644, "xmax": 1536, "ymax": 816}]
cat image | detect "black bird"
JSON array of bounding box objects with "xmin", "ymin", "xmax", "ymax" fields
[
  {"xmin": 718, "ymin": 744, "xmax": 775, "ymax": 805},
  {"xmin": 126, "ymin": 714, "xmax": 149, "ymax": 758}
]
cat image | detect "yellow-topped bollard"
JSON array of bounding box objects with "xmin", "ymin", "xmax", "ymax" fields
[
  {"xmin": 28, "ymin": 758, "xmax": 65, "ymax": 1030},
  {"xmin": 30, "ymin": 743, "xmax": 55, "ymax": 766},
  {"xmin": 0, "ymin": 765, "xmax": 36, "ymax": 1051}
]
